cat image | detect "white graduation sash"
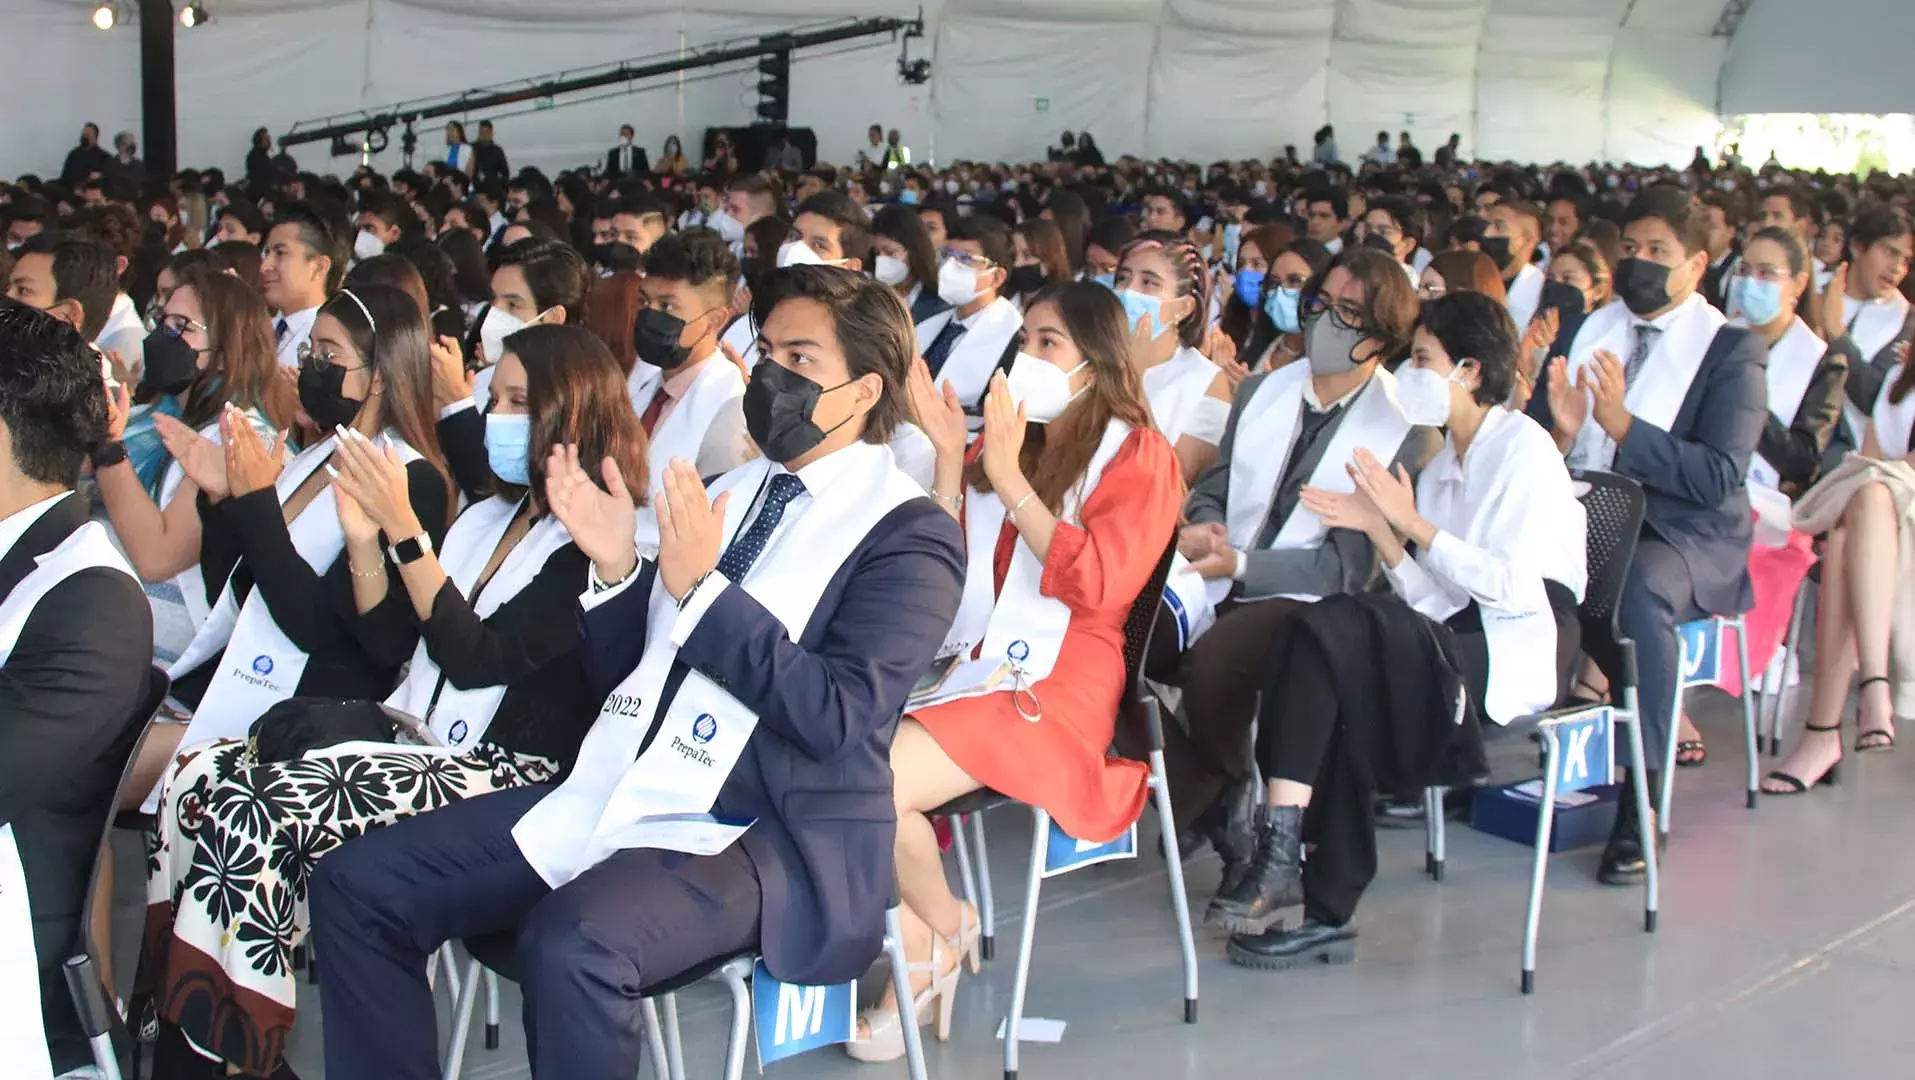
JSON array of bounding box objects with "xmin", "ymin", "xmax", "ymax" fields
[
  {"xmin": 1219, "ymin": 364, "xmax": 1414, "ymax": 603},
  {"xmin": 1872, "ymin": 375, "xmax": 1915, "ymax": 461},
  {"xmin": 1835, "ymin": 291, "xmax": 1909, "ymax": 446},
  {"xmin": 932, "ymin": 298, "xmax": 1022, "ymax": 413},
  {"xmin": 1505, "ymin": 263, "xmax": 1544, "ymax": 331},
  {"xmin": 1142, "ymin": 345, "xmax": 1221, "ymax": 447},
  {"xmin": 383, "ymin": 497, "xmax": 575, "ymax": 749},
  {"xmin": 1565, "ymin": 295, "xmax": 1725, "ymax": 472},
  {"xmin": 1748, "ymin": 316, "xmax": 1825, "ymax": 491},
  {"xmin": 934, "ymin": 420, "xmax": 1131, "ymax": 703},
  {"xmin": 512, "ymin": 443, "xmax": 925, "ymax": 887},
  {"xmin": 163, "ymin": 435, "xmax": 424, "ymax": 765},
  {"xmin": 630, "ymin": 353, "xmax": 747, "ymax": 497},
  {"xmin": 0, "ymin": 517, "xmax": 131, "ymax": 1080},
  {"xmin": 719, "ymin": 315, "xmax": 760, "ymax": 374},
  {"xmin": 914, "ymin": 308, "xmax": 956, "ymax": 357}
]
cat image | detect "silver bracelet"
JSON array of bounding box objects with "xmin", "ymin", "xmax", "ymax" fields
[
  {"xmin": 930, "ymin": 489, "xmax": 963, "ymax": 509},
  {"xmin": 1009, "ymin": 490, "xmax": 1039, "ymax": 518},
  {"xmin": 349, "ymin": 563, "xmax": 384, "ymax": 581}
]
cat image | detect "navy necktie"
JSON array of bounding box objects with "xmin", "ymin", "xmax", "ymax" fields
[
  {"xmin": 716, "ymin": 473, "xmax": 807, "ymax": 582},
  {"xmin": 922, "ymin": 319, "xmax": 967, "ymax": 378},
  {"xmin": 275, "ymin": 317, "xmax": 289, "ymax": 343}
]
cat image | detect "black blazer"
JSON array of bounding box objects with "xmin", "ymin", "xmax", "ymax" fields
[
  {"xmin": 0, "ymin": 495, "xmax": 151, "ymax": 1072},
  {"xmin": 174, "ymin": 461, "xmax": 452, "ymax": 708},
  {"xmin": 1528, "ymin": 322, "xmax": 1768, "ymax": 615},
  {"xmin": 604, "ymin": 144, "xmax": 650, "ymax": 179},
  {"xmin": 579, "ymin": 497, "xmax": 964, "ymax": 986},
  {"xmin": 1760, "ymin": 345, "xmax": 1849, "ymax": 495}
]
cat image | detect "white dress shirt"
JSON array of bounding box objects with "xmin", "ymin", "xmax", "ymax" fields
[
  {"xmin": 0, "ymin": 492, "xmax": 72, "ymax": 567},
  {"xmin": 273, "ymin": 306, "xmax": 319, "ymax": 369}
]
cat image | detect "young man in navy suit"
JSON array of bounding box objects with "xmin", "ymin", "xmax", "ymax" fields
[
  {"xmin": 310, "ymin": 267, "xmax": 966, "ymax": 1080},
  {"xmin": 1530, "ymin": 186, "xmax": 1766, "ymax": 884}
]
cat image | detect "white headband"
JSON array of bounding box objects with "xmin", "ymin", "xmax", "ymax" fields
[{"xmin": 334, "ymin": 288, "xmax": 377, "ymax": 335}]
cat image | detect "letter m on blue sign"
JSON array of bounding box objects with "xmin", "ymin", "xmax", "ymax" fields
[
  {"xmin": 1549, "ymin": 706, "xmax": 1615, "ymax": 794},
  {"xmin": 752, "ymin": 960, "xmax": 856, "ymax": 1064}
]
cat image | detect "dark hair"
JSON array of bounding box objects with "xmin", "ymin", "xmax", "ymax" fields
[
  {"xmin": 446, "ymin": 121, "xmax": 468, "ymax": 144},
  {"xmin": 641, "ymin": 227, "xmax": 739, "ymax": 294},
  {"xmin": 1551, "ymin": 240, "xmax": 1613, "ymax": 307},
  {"xmin": 15, "ymin": 233, "xmax": 119, "ymax": 341},
  {"xmin": 1848, "ymin": 205, "xmax": 1912, "ymax": 259},
  {"xmin": 1444, "ymin": 213, "xmax": 1490, "ymax": 249},
  {"xmin": 949, "ymin": 214, "xmax": 1014, "ymax": 272},
  {"xmin": 390, "ymin": 236, "xmax": 460, "ymax": 317},
  {"xmin": 794, "ymin": 191, "xmax": 873, "ymax": 270},
  {"xmin": 1761, "ymin": 185, "xmax": 1814, "ymax": 223},
  {"xmin": 169, "ymin": 264, "xmax": 284, "ymax": 430},
  {"xmin": 272, "ymin": 201, "xmax": 351, "ymax": 291},
  {"xmin": 1014, "ymin": 220, "xmax": 1073, "ymax": 288},
  {"xmin": 1141, "ymin": 189, "xmax": 1189, "ymax": 228},
  {"xmin": 1085, "ymin": 216, "xmax": 1137, "ymax": 262},
  {"xmin": 358, "ymin": 190, "xmax": 415, "ymax": 238},
  {"xmin": 1623, "ymin": 187, "xmax": 1712, "ymax": 258},
  {"xmin": 217, "ymin": 199, "xmax": 267, "ymax": 240},
  {"xmin": 749, "ymin": 266, "xmax": 913, "ymax": 442},
  {"xmin": 498, "ymin": 323, "xmax": 648, "ymax": 512},
  {"xmin": 1307, "ymin": 187, "xmax": 1349, "ymax": 223},
  {"xmin": 1494, "ymin": 200, "xmax": 1544, "ymax": 238},
  {"xmin": 1365, "ymin": 195, "xmax": 1425, "ymax": 251},
  {"xmin": 1416, "ymin": 292, "xmax": 1517, "ymax": 407},
  {"xmin": 870, "ymin": 204, "xmax": 941, "ymax": 294},
  {"xmin": 494, "ymin": 238, "xmax": 591, "ymax": 323},
  {"xmin": 1744, "ymin": 225, "xmax": 1810, "ymax": 281},
  {"xmin": 7, "ymin": 195, "xmax": 56, "ymax": 231},
  {"xmin": 508, "ymin": 169, "xmax": 554, "ymax": 206},
  {"xmin": 963, "ymin": 281, "xmax": 1158, "ymax": 514},
  {"xmin": 436, "ymin": 228, "xmax": 490, "ymax": 306},
  {"xmin": 1317, "ymin": 249, "xmax": 1420, "ymax": 364},
  {"xmin": 316, "ymin": 284, "xmax": 452, "ymax": 521},
  {"xmin": 0, "ymin": 299, "xmax": 110, "ymax": 484},
  {"xmin": 1044, "ymin": 189, "xmax": 1090, "ymax": 272},
  {"xmin": 1117, "ymin": 230, "xmax": 1210, "ymax": 348},
  {"xmin": 744, "ymin": 215, "xmax": 792, "ymax": 272},
  {"xmin": 1426, "ymin": 249, "xmax": 1508, "ymax": 304},
  {"xmin": 345, "ymin": 253, "xmax": 430, "ymax": 320}
]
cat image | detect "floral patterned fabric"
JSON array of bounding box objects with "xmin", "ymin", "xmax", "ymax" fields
[{"xmin": 134, "ymin": 736, "xmax": 555, "ymax": 1076}]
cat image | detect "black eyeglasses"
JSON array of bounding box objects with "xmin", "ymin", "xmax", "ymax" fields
[{"xmin": 1299, "ymin": 294, "xmax": 1366, "ymax": 330}]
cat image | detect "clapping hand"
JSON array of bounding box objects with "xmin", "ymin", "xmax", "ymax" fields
[
  {"xmin": 428, "ymin": 334, "xmax": 474, "ymax": 409},
  {"xmin": 1298, "ymin": 482, "xmax": 1388, "ymax": 540},
  {"xmin": 155, "ymin": 412, "xmax": 228, "ymax": 497},
  {"xmin": 1577, "ymin": 348, "xmax": 1631, "ymax": 443},
  {"xmin": 222, "ymin": 408, "xmax": 286, "ymax": 498},
  {"xmin": 1179, "ymin": 521, "xmax": 1235, "ymax": 580},
  {"xmin": 1817, "ymin": 263, "xmax": 1849, "ymax": 342},
  {"xmin": 326, "ymin": 428, "xmax": 419, "ymax": 540},
  {"xmin": 1544, "ymin": 356, "xmax": 1586, "ymax": 443},
  {"xmin": 656, "ymin": 458, "xmax": 733, "ymax": 601},
  {"xmin": 1346, "ymin": 448, "xmax": 1418, "ymax": 533},
  {"xmin": 544, "ymin": 444, "xmax": 638, "ymax": 584},
  {"xmin": 103, "ymin": 375, "xmax": 132, "ymax": 441},
  {"xmin": 979, "ymin": 370, "xmax": 1028, "ymax": 491},
  {"xmin": 908, "ymin": 355, "xmax": 968, "ymax": 463}
]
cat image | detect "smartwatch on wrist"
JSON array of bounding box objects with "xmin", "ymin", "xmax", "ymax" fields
[
  {"xmin": 388, "ymin": 533, "xmax": 434, "ymax": 566},
  {"xmin": 90, "ymin": 440, "xmax": 128, "ymax": 470}
]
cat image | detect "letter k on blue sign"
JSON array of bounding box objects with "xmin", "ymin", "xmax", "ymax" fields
[{"xmin": 1547, "ymin": 706, "xmax": 1615, "ymax": 795}]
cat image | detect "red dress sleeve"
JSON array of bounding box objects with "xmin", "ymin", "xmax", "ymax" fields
[{"xmin": 1039, "ymin": 428, "xmax": 1182, "ymax": 612}]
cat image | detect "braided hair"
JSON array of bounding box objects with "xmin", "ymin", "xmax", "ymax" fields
[{"xmin": 1118, "ymin": 229, "xmax": 1210, "ymax": 348}]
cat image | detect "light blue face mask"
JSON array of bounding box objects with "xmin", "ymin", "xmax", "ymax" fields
[
  {"xmin": 485, "ymin": 411, "xmax": 532, "ymax": 486},
  {"xmin": 1263, "ymin": 287, "xmax": 1302, "ymax": 334},
  {"xmin": 899, "ymin": 189, "xmax": 921, "ymax": 205},
  {"xmin": 1731, "ymin": 274, "xmax": 1785, "ymax": 326},
  {"xmin": 1117, "ymin": 288, "xmax": 1170, "ymax": 340},
  {"xmin": 1090, "ymin": 272, "xmax": 1116, "ymax": 292}
]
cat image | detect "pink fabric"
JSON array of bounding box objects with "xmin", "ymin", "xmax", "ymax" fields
[{"xmin": 1714, "ymin": 531, "xmax": 1816, "ymax": 696}]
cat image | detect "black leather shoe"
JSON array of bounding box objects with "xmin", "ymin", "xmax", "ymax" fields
[
  {"xmin": 1598, "ymin": 771, "xmax": 1662, "ymax": 886},
  {"xmin": 1205, "ymin": 805, "xmax": 1303, "ymax": 934},
  {"xmin": 1209, "ymin": 774, "xmax": 1260, "ymax": 892},
  {"xmin": 1226, "ymin": 919, "xmax": 1357, "ymax": 970}
]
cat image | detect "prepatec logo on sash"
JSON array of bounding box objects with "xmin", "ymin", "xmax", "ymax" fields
[
  {"xmin": 692, "ymin": 713, "xmax": 718, "ymax": 743},
  {"xmin": 251, "ymin": 655, "xmax": 274, "ymax": 676}
]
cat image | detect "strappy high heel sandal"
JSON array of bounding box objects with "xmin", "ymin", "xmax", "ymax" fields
[
  {"xmin": 949, "ymin": 901, "xmax": 981, "ymax": 975},
  {"xmin": 846, "ymin": 935, "xmax": 960, "ymax": 1064},
  {"xmin": 1763, "ymin": 723, "xmax": 1843, "ymax": 794},
  {"xmin": 1855, "ymin": 676, "xmax": 1896, "ymax": 753}
]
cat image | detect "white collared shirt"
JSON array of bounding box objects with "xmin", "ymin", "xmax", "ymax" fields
[
  {"xmin": 0, "ymin": 492, "xmax": 72, "ymax": 567},
  {"xmin": 274, "ymin": 306, "xmax": 319, "ymax": 369},
  {"xmin": 1626, "ymin": 296, "xmax": 1695, "ymax": 374},
  {"xmin": 1505, "ymin": 263, "xmax": 1545, "ymax": 332}
]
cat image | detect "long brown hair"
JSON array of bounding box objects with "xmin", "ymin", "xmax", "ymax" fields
[
  {"xmin": 503, "ymin": 324, "xmax": 649, "ymax": 511},
  {"xmin": 1427, "ymin": 250, "xmax": 1508, "ymax": 304},
  {"xmin": 171, "ymin": 264, "xmax": 290, "ymax": 431},
  {"xmin": 965, "ymin": 281, "xmax": 1158, "ymax": 514},
  {"xmin": 585, "ymin": 271, "xmax": 644, "ymax": 375},
  {"xmin": 1014, "ymin": 220, "xmax": 1073, "ymax": 287},
  {"xmin": 318, "ymin": 283, "xmax": 454, "ymax": 524}
]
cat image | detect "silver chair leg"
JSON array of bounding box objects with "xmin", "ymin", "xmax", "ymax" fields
[
  {"xmin": 1520, "ymin": 728, "xmax": 1563, "ymax": 993},
  {"xmin": 884, "ymin": 904, "xmax": 931, "ymax": 1080},
  {"xmin": 972, "ymin": 811, "xmax": 997, "ymax": 961},
  {"xmin": 441, "ymin": 956, "xmax": 483, "ymax": 1080},
  {"xmin": 640, "ymin": 997, "xmax": 669, "ymax": 1080},
  {"xmin": 1003, "ymin": 807, "xmax": 1048, "ymax": 1080},
  {"xmin": 1426, "ymin": 786, "xmax": 1448, "ymax": 881},
  {"xmin": 483, "ymin": 968, "xmax": 501, "ymax": 1050},
  {"xmin": 1659, "ymin": 629, "xmax": 1688, "ymax": 838},
  {"xmin": 719, "ymin": 960, "xmax": 753, "ymax": 1080},
  {"xmin": 951, "ymin": 811, "xmax": 980, "ymax": 942},
  {"xmin": 1734, "ymin": 615, "xmax": 1758, "ymax": 810},
  {"xmin": 1149, "ymin": 749, "xmax": 1199, "ymax": 1023},
  {"xmin": 658, "ymin": 991, "xmax": 686, "ymax": 1080},
  {"xmin": 1768, "ymin": 583, "xmax": 1809, "ymax": 756},
  {"xmin": 1620, "ymin": 684, "xmax": 1660, "ymax": 931}
]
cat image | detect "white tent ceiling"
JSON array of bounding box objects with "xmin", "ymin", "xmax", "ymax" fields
[{"xmin": 0, "ymin": 0, "xmax": 1894, "ymax": 182}]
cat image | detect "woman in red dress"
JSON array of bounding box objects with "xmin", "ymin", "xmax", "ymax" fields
[{"xmin": 849, "ymin": 281, "xmax": 1183, "ymax": 1060}]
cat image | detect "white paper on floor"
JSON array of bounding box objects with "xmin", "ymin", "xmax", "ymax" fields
[{"xmin": 996, "ymin": 1018, "xmax": 1067, "ymax": 1043}]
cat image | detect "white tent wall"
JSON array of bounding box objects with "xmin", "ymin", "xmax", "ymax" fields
[
  {"xmin": 1720, "ymin": 0, "xmax": 1915, "ymax": 117},
  {"xmin": 3, "ymin": 0, "xmax": 1750, "ymax": 182}
]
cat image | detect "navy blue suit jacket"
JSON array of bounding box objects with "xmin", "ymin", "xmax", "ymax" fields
[
  {"xmin": 578, "ymin": 497, "xmax": 964, "ymax": 986},
  {"xmin": 909, "ymin": 289, "xmax": 953, "ymax": 327},
  {"xmin": 1528, "ymin": 321, "xmax": 1768, "ymax": 615}
]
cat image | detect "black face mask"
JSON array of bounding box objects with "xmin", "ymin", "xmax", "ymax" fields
[
  {"xmin": 1613, "ymin": 257, "xmax": 1674, "ymax": 317},
  {"xmin": 139, "ymin": 328, "xmax": 200, "ymax": 396},
  {"xmin": 1362, "ymin": 233, "xmax": 1398, "ymax": 256},
  {"xmin": 297, "ymin": 359, "xmax": 366, "ymax": 433},
  {"xmin": 743, "ymin": 361, "xmax": 853, "ymax": 463},
  {"xmin": 1539, "ymin": 280, "xmax": 1589, "ymax": 322},
  {"xmin": 1006, "ymin": 264, "xmax": 1048, "ymax": 296},
  {"xmin": 1481, "ymin": 235, "xmax": 1515, "ymax": 271},
  {"xmin": 633, "ymin": 308, "xmax": 693, "ymax": 371},
  {"xmin": 737, "ymin": 255, "xmax": 758, "ymax": 283},
  {"xmin": 594, "ymin": 242, "xmax": 644, "ymax": 273}
]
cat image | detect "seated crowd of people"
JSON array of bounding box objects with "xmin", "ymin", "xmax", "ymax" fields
[{"xmin": 2, "ymin": 127, "xmax": 1912, "ymax": 1078}]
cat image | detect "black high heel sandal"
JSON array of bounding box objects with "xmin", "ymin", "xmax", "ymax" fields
[
  {"xmin": 1854, "ymin": 676, "xmax": 1896, "ymax": 753},
  {"xmin": 1764, "ymin": 723, "xmax": 1843, "ymax": 794}
]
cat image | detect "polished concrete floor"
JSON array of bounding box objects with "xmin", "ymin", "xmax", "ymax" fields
[{"xmin": 111, "ymin": 682, "xmax": 1915, "ymax": 1079}]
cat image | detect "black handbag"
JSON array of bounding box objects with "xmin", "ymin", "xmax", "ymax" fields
[{"xmin": 247, "ymin": 697, "xmax": 399, "ymax": 763}]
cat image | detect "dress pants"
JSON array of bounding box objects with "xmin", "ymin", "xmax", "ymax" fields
[
  {"xmin": 1592, "ymin": 534, "xmax": 1705, "ymax": 767},
  {"xmin": 309, "ymin": 785, "xmax": 763, "ymax": 1080},
  {"xmin": 1154, "ymin": 597, "xmax": 1307, "ymax": 825}
]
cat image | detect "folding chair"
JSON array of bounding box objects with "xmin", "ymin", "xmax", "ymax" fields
[
  {"xmin": 67, "ymin": 666, "xmax": 170, "ymax": 1080},
  {"xmin": 1420, "ymin": 471, "xmax": 1660, "ymax": 992},
  {"xmin": 1660, "ymin": 613, "xmax": 1761, "ymax": 831},
  {"xmin": 441, "ymin": 886, "xmax": 930, "ymax": 1080},
  {"xmin": 1763, "ymin": 571, "xmax": 1815, "ymax": 757}
]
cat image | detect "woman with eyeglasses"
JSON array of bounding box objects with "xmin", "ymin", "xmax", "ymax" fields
[
  {"xmin": 1416, "ymin": 249, "xmax": 1508, "ymax": 306},
  {"xmin": 1112, "ymin": 231, "xmax": 1233, "ymax": 481},
  {"xmin": 138, "ymin": 324, "xmax": 646, "ymax": 1079},
  {"xmin": 857, "ymin": 281, "xmax": 1181, "ymax": 1061},
  {"xmin": 1238, "ymin": 236, "xmax": 1333, "ymax": 376},
  {"xmin": 95, "ymin": 263, "xmax": 295, "ymax": 661}
]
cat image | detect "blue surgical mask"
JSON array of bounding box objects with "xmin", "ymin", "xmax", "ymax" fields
[
  {"xmin": 899, "ymin": 189, "xmax": 921, "ymax": 205},
  {"xmin": 1090, "ymin": 272, "xmax": 1116, "ymax": 292},
  {"xmin": 1233, "ymin": 269, "xmax": 1266, "ymax": 308},
  {"xmin": 1263, "ymin": 286, "xmax": 1302, "ymax": 334},
  {"xmin": 485, "ymin": 411, "xmax": 532, "ymax": 486},
  {"xmin": 1732, "ymin": 274, "xmax": 1785, "ymax": 326},
  {"xmin": 1117, "ymin": 288, "xmax": 1170, "ymax": 340}
]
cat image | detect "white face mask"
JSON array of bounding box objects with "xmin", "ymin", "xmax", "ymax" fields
[
  {"xmin": 874, "ymin": 253, "xmax": 911, "ymax": 286},
  {"xmin": 353, "ymin": 229, "xmax": 386, "ymax": 261},
  {"xmin": 937, "ymin": 256, "xmax": 984, "ymax": 306},
  {"xmin": 478, "ymin": 305, "xmax": 537, "ymax": 366},
  {"xmin": 1395, "ymin": 364, "xmax": 1464, "ymax": 427},
  {"xmin": 944, "ymin": 179, "xmax": 961, "ymax": 195},
  {"xmin": 707, "ymin": 208, "xmax": 745, "ymax": 244},
  {"xmin": 777, "ymin": 239, "xmax": 827, "ymax": 268},
  {"xmin": 1005, "ymin": 351, "xmax": 1088, "ymax": 424}
]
